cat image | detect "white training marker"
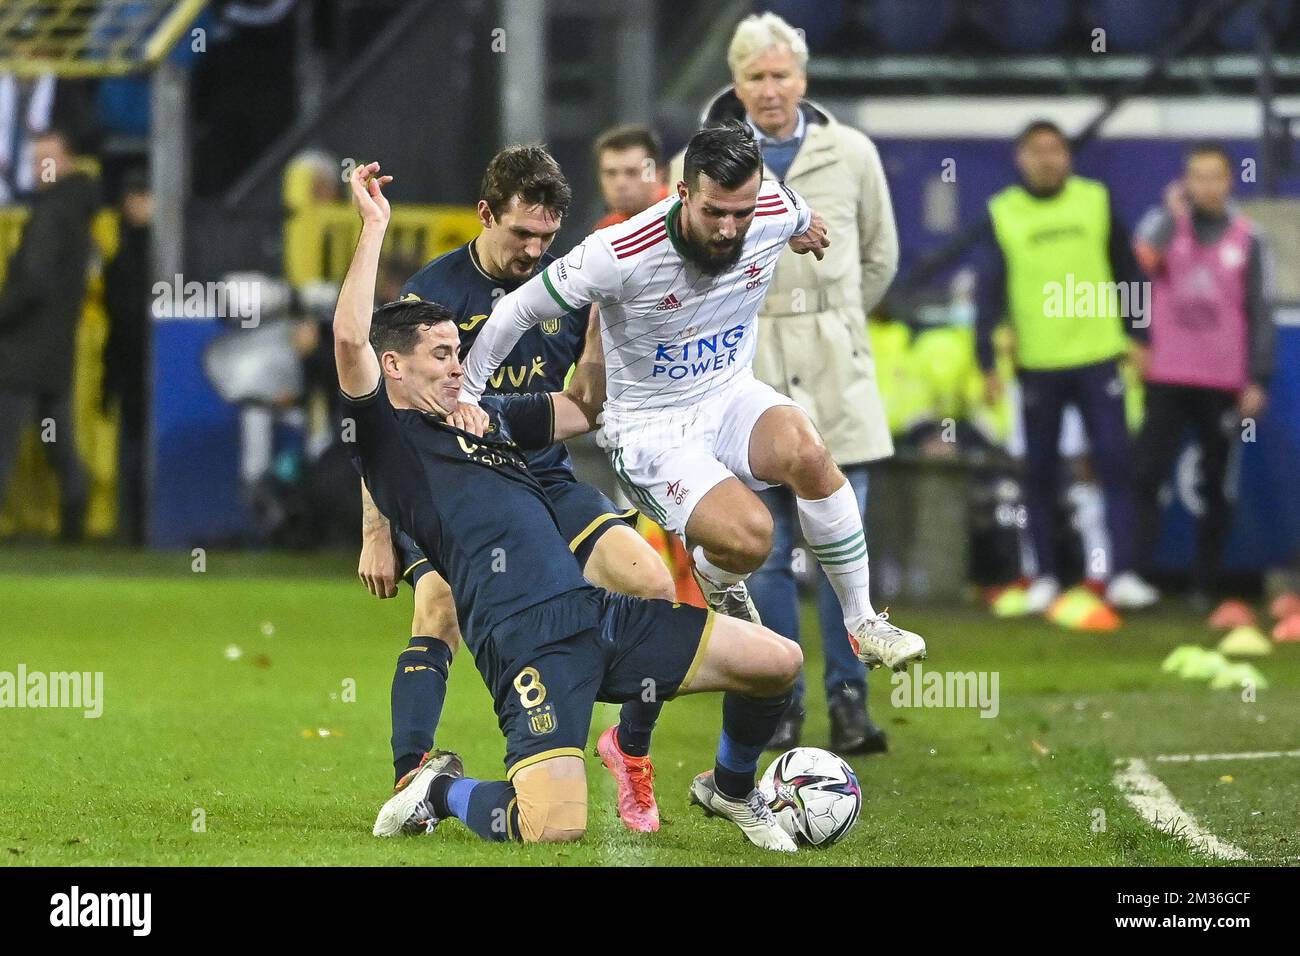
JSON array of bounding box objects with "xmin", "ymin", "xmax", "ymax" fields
[
  {"xmin": 1112, "ymin": 758, "xmax": 1250, "ymax": 862},
  {"xmin": 1153, "ymin": 748, "xmax": 1300, "ymax": 764}
]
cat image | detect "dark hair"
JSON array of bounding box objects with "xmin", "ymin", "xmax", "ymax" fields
[
  {"xmin": 593, "ymin": 124, "xmax": 663, "ymax": 166},
  {"xmin": 1186, "ymin": 140, "xmax": 1232, "ymax": 169},
  {"xmin": 479, "ymin": 144, "xmax": 572, "ymax": 221},
  {"xmin": 683, "ymin": 121, "xmax": 762, "ymax": 192},
  {"xmin": 1016, "ymin": 119, "xmax": 1070, "ymax": 149},
  {"xmin": 369, "ymin": 299, "xmax": 455, "ymax": 355}
]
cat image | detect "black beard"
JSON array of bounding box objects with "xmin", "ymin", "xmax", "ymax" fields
[{"xmin": 681, "ymin": 231, "xmax": 744, "ymax": 276}]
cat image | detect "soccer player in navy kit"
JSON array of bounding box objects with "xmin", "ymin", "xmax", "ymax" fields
[
  {"xmin": 356, "ymin": 147, "xmax": 674, "ymax": 833},
  {"xmin": 340, "ymin": 161, "xmax": 805, "ymax": 851}
]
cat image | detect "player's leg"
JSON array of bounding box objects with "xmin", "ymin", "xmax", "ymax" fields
[
  {"xmin": 382, "ymin": 752, "xmax": 586, "ymax": 844},
  {"xmin": 1133, "ymin": 383, "xmax": 1188, "ymax": 576},
  {"xmin": 376, "ymin": 620, "xmax": 600, "ymax": 844},
  {"xmin": 599, "ymin": 592, "xmax": 801, "ymax": 851},
  {"xmin": 745, "ymin": 397, "xmax": 923, "ymax": 671},
  {"xmin": 38, "ymin": 392, "xmax": 88, "ymax": 541},
  {"xmin": 0, "ymin": 390, "xmax": 36, "ymax": 513},
  {"xmin": 1074, "ymin": 361, "xmax": 1157, "ymax": 608},
  {"xmin": 746, "ymin": 485, "xmax": 808, "ymax": 748},
  {"xmin": 387, "ymin": 529, "xmax": 460, "ymax": 786},
  {"xmin": 581, "ymin": 525, "xmax": 674, "ymax": 830},
  {"xmin": 610, "ymin": 442, "xmax": 769, "ymax": 622},
  {"xmin": 811, "ymin": 466, "xmax": 886, "ymax": 754},
  {"xmin": 551, "ymin": 479, "xmax": 673, "ymax": 829},
  {"xmin": 1017, "ymin": 368, "xmax": 1068, "ymax": 610},
  {"xmin": 1189, "ymin": 387, "xmax": 1236, "ymax": 601}
]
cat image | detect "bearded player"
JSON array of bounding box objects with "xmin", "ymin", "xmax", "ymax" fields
[{"xmin": 458, "ymin": 122, "xmax": 927, "ymax": 816}]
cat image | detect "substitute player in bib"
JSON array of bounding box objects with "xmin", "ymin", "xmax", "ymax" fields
[
  {"xmin": 356, "ymin": 146, "xmax": 673, "ymax": 833},
  {"xmin": 340, "ymin": 162, "xmax": 805, "ymax": 852},
  {"xmin": 459, "ymin": 123, "xmax": 927, "ymax": 680}
]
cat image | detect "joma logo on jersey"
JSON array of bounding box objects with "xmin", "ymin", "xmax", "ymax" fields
[
  {"xmin": 488, "ymin": 356, "xmax": 547, "ymax": 390},
  {"xmin": 651, "ymin": 325, "xmax": 745, "ymax": 380}
]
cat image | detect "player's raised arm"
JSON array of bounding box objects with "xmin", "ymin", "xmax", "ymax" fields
[
  {"xmin": 459, "ymin": 236, "xmax": 623, "ymax": 406},
  {"xmin": 333, "ymin": 162, "xmax": 393, "ymax": 398}
]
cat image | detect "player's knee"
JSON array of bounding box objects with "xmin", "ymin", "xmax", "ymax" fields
[
  {"xmin": 513, "ymin": 759, "xmax": 588, "ymax": 844},
  {"xmin": 725, "ymin": 507, "xmax": 773, "ymax": 572},
  {"xmin": 785, "ymin": 433, "xmax": 836, "ymax": 491},
  {"xmin": 411, "ymin": 578, "xmax": 461, "ymax": 649},
  {"xmin": 636, "ymin": 558, "xmax": 676, "ymax": 602},
  {"xmin": 766, "ymin": 635, "xmax": 803, "ymax": 693}
]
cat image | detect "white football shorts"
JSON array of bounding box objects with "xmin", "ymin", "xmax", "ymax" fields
[{"xmin": 598, "ymin": 371, "xmax": 801, "ymax": 537}]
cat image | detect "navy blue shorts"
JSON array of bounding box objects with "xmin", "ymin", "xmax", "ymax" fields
[
  {"xmin": 476, "ymin": 587, "xmax": 714, "ymax": 779},
  {"xmin": 393, "ymin": 477, "xmax": 637, "ymax": 587}
]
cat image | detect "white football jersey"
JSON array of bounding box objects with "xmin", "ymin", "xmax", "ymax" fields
[{"xmin": 459, "ymin": 181, "xmax": 813, "ymax": 432}]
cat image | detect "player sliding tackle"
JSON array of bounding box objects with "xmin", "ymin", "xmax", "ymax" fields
[
  {"xmin": 337, "ymin": 160, "xmax": 815, "ymax": 851},
  {"xmin": 459, "ymin": 122, "xmax": 927, "ymax": 682}
]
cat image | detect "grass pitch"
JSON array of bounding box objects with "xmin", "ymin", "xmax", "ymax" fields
[{"xmin": 1, "ymin": 546, "xmax": 1296, "ymax": 866}]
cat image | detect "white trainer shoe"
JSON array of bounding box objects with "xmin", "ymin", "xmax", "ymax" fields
[
  {"xmin": 372, "ymin": 750, "xmax": 463, "ymax": 837},
  {"xmin": 691, "ymin": 566, "xmax": 762, "ymax": 625},
  {"xmin": 689, "ymin": 770, "xmax": 797, "ymax": 853},
  {"xmin": 1022, "ymin": 576, "xmax": 1061, "ymax": 615},
  {"xmin": 1106, "ymin": 572, "xmax": 1159, "ymax": 610},
  {"xmin": 849, "ymin": 611, "xmax": 927, "ymax": 672}
]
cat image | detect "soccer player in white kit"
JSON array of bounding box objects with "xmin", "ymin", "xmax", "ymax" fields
[{"xmin": 459, "ymin": 123, "xmax": 926, "ymax": 683}]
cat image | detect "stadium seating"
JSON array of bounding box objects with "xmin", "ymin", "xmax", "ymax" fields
[
  {"xmin": 870, "ymin": 0, "xmax": 957, "ymax": 53},
  {"xmin": 1088, "ymin": 0, "xmax": 1186, "ymax": 52},
  {"xmin": 979, "ymin": 0, "xmax": 1073, "ymax": 53},
  {"xmin": 1216, "ymin": 0, "xmax": 1295, "ymax": 51}
]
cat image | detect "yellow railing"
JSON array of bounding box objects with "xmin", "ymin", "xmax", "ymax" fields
[
  {"xmin": 0, "ymin": 0, "xmax": 209, "ymax": 78},
  {"xmin": 284, "ymin": 200, "xmax": 481, "ymax": 288},
  {"xmin": 282, "ymin": 150, "xmax": 480, "ymax": 286}
]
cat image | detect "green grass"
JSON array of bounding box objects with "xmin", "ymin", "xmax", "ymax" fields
[{"xmin": 1, "ymin": 546, "xmax": 1297, "ymax": 866}]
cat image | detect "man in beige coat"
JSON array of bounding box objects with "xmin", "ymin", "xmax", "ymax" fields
[{"xmin": 669, "ymin": 12, "xmax": 898, "ymax": 753}]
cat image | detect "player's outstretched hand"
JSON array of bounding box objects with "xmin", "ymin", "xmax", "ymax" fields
[
  {"xmin": 350, "ymin": 161, "xmax": 394, "ymax": 227},
  {"xmin": 447, "ymin": 401, "xmax": 489, "ymax": 437},
  {"xmin": 789, "ymin": 211, "xmax": 830, "ymax": 260},
  {"xmin": 358, "ymin": 535, "xmax": 399, "ymax": 599}
]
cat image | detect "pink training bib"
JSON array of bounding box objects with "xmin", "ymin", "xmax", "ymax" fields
[{"xmin": 1147, "ymin": 212, "xmax": 1252, "ymax": 392}]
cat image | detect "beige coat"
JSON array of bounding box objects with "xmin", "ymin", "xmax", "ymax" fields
[{"xmin": 670, "ymin": 95, "xmax": 898, "ymax": 465}]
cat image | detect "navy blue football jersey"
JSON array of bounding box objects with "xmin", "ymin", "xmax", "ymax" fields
[
  {"xmin": 400, "ymin": 242, "xmax": 588, "ymax": 483},
  {"xmin": 340, "ymin": 384, "xmax": 593, "ymax": 649}
]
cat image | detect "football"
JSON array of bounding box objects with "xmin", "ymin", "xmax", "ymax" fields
[{"xmin": 759, "ymin": 747, "xmax": 863, "ymax": 847}]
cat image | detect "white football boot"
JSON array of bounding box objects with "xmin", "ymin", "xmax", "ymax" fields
[
  {"xmin": 372, "ymin": 750, "xmax": 463, "ymax": 837},
  {"xmin": 691, "ymin": 566, "xmax": 762, "ymax": 625},
  {"xmin": 849, "ymin": 610, "xmax": 927, "ymax": 672},
  {"xmin": 1022, "ymin": 575, "xmax": 1061, "ymax": 615},
  {"xmin": 1106, "ymin": 572, "xmax": 1160, "ymax": 610},
  {"xmin": 689, "ymin": 770, "xmax": 797, "ymax": 853}
]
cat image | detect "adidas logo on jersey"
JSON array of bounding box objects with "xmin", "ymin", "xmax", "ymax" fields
[{"xmin": 655, "ymin": 293, "xmax": 683, "ymax": 312}]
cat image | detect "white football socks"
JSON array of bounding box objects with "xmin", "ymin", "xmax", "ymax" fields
[
  {"xmin": 798, "ymin": 480, "xmax": 877, "ymax": 631},
  {"xmin": 692, "ymin": 546, "xmax": 747, "ymax": 587}
]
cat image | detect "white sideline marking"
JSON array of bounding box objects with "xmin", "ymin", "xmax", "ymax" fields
[
  {"xmin": 1112, "ymin": 758, "xmax": 1250, "ymax": 861},
  {"xmin": 1154, "ymin": 748, "xmax": 1300, "ymax": 764}
]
